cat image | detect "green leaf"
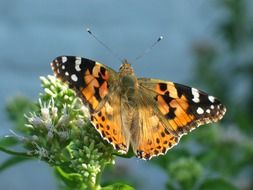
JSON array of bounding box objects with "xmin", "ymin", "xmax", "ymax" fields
[
  {"xmin": 54, "ymin": 166, "xmax": 85, "ymax": 189},
  {"xmin": 199, "ymin": 178, "xmax": 238, "ymax": 190},
  {"xmin": 167, "ymin": 157, "xmax": 203, "ymax": 190},
  {"xmin": 0, "ymin": 156, "xmax": 30, "ymax": 172},
  {"xmin": 0, "ymin": 136, "xmax": 19, "ymax": 147},
  {"xmin": 102, "ymin": 183, "xmax": 135, "ymax": 190}
]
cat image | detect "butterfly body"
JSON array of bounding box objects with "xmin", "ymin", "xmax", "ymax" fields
[
  {"xmin": 51, "ymin": 56, "xmax": 226, "ymax": 160},
  {"xmin": 119, "ymin": 61, "xmax": 138, "ymax": 106}
]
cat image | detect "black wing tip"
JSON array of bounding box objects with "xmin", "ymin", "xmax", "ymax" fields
[
  {"xmin": 50, "ymin": 56, "xmax": 69, "ymax": 80},
  {"xmin": 217, "ymin": 103, "xmax": 226, "ymax": 120},
  {"xmin": 211, "ymin": 97, "xmax": 226, "ymax": 120},
  {"xmin": 50, "ymin": 58, "xmax": 60, "ymax": 77}
]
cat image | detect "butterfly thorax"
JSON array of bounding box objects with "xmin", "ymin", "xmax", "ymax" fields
[{"xmin": 119, "ymin": 60, "xmax": 138, "ymax": 106}]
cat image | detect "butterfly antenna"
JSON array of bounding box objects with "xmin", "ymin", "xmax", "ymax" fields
[
  {"xmin": 135, "ymin": 36, "xmax": 163, "ymax": 61},
  {"xmin": 86, "ymin": 28, "xmax": 123, "ymax": 62}
]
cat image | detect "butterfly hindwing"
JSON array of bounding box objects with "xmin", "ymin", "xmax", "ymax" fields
[
  {"xmin": 90, "ymin": 91, "xmax": 129, "ymax": 154},
  {"xmin": 138, "ymin": 78, "xmax": 226, "ymax": 136},
  {"xmin": 131, "ymin": 93, "xmax": 179, "ymax": 160}
]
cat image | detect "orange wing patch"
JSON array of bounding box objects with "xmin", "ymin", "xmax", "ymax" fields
[
  {"xmin": 135, "ymin": 121, "xmax": 179, "ymax": 160},
  {"xmin": 155, "ymin": 81, "xmax": 178, "ymax": 98},
  {"xmin": 91, "ymin": 101, "xmax": 129, "ymax": 154},
  {"xmin": 81, "ymin": 64, "xmax": 110, "ymax": 112}
]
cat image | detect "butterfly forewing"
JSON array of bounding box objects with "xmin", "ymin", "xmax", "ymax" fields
[
  {"xmin": 138, "ymin": 78, "xmax": 226, "ymax": 136},
  {"xmin": 51, "ymin": 56, "xmax": 115, "ymax": 112}
]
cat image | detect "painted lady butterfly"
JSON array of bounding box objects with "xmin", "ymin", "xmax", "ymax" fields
[{"xmin": 51, "ymin": 56, "xmax": 226, "ymax": 160}]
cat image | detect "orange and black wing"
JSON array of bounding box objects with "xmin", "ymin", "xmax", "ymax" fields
[
  {"xmin": 138, "ymin": 78, "xmax": 226, "ymax": 136},
  {"xmin": 132, "ymin": 78, "xmax": 226, "ymax": 160},
  {"xmin": 131, "ymin": 92, "xmax": 180, "ymax": 160},
  {"xmin": 51, "ymin": 56, "xmax": 129, "ymax": 153},
  {"xmin": 51, "ymin": 56, "xmax": 115, "ymax": 112}
]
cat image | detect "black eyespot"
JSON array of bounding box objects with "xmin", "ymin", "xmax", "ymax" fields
[
  {"xmin": 100, "ymin": 67, "xmax": 106, "ymax": 76},
  {"xmin": 159, "ymin": 83, "xmax": 167, "ymax": 91}
]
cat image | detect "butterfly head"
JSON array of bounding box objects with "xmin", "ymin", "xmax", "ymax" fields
[{"xmin": 119, "ymin": 59, "xmax": 134, "ymax": 77}]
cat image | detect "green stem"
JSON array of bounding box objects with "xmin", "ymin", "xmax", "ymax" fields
[
  {"xmin": 89, "ymin": 181, "xmax": 101, "ymax": 190},
  {"xmin": 0, "ymin": 146, "xmax": 32, "ymax": 157},
  {"xmin": 91, "ymin": 165, "xmax": 104, "ymax": 190}
]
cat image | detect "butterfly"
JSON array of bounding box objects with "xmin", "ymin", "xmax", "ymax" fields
[{"xmin": 51, "ymin": 56, "xmax": 226, "ymax": 160}]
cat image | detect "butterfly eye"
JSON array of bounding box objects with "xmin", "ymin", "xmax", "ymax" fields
[{"xmin": 119, "ymin": 64, "xmax": 124, "ymax": 71}]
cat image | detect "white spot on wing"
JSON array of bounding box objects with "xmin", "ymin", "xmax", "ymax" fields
[
  {"xmin": 62, "ymin": 65, "xmax": 65, "ymax": 70},
  {"xmin": 65, "ymin": 72, "xmax": 69, "ymax": 76},
  {"xmin": 71, "ymin": 74, "xmax": 78, "ymax": 82},
  {"xmin": 75, "ymin": 57, "xmax": 82, "ymax": 72},
  {"xmin": 210, "ymin": 105, "xmax": 214, "ymax": 109},
  {"xmin": 196, "ymin": 107, "xmax": 204, "ymax": 114},
  {"xmin": 62, "ymin": 56, "xmax": 67, "ymax": 63},
  {"xmin": 192, "ymin": 88, "xmax": 200, "ymax": 103},
  {"xmin": 192, "ymin": 97, "xmax": 200, "ymax": 103},
  {"xmin": 208, "ymin": 96, "xmax": 215, "ymax": 103},
  {"xmin": 206, "ymin": 109, "xmax": 211, "ymax": 113}
]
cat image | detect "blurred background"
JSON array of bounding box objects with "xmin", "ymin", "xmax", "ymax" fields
[{"xmin": 0, "ymin": 0, "xmax": 253, "ymax": 190}]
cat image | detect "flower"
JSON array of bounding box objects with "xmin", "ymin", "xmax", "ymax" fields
[{"xmin": 23, "ymin": 76, "xmax": 115, "ymax": 189}]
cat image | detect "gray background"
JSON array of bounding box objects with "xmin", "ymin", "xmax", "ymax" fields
[{"xmin": 0, "ymin": 0, "xmax": 228, "ymax": 189}]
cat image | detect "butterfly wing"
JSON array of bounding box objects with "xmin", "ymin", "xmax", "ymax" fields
[
  {"xmin": 138, "ymin": 78, "xmax": 226, "ymax": 136},
  {"xmin": 131, "ymin": 78, "xmax": 226, "ymax": 160},
  {"xmin": 90, "ymin": 91, "xmax": 129, "ymax": 153},
  {"xmin": 51, "ymin": 56, "xmax": 129, "ymax": 153},
  {"xmin": 130, "ymin": 92, "xmax": 180, "ymax": 160}
]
